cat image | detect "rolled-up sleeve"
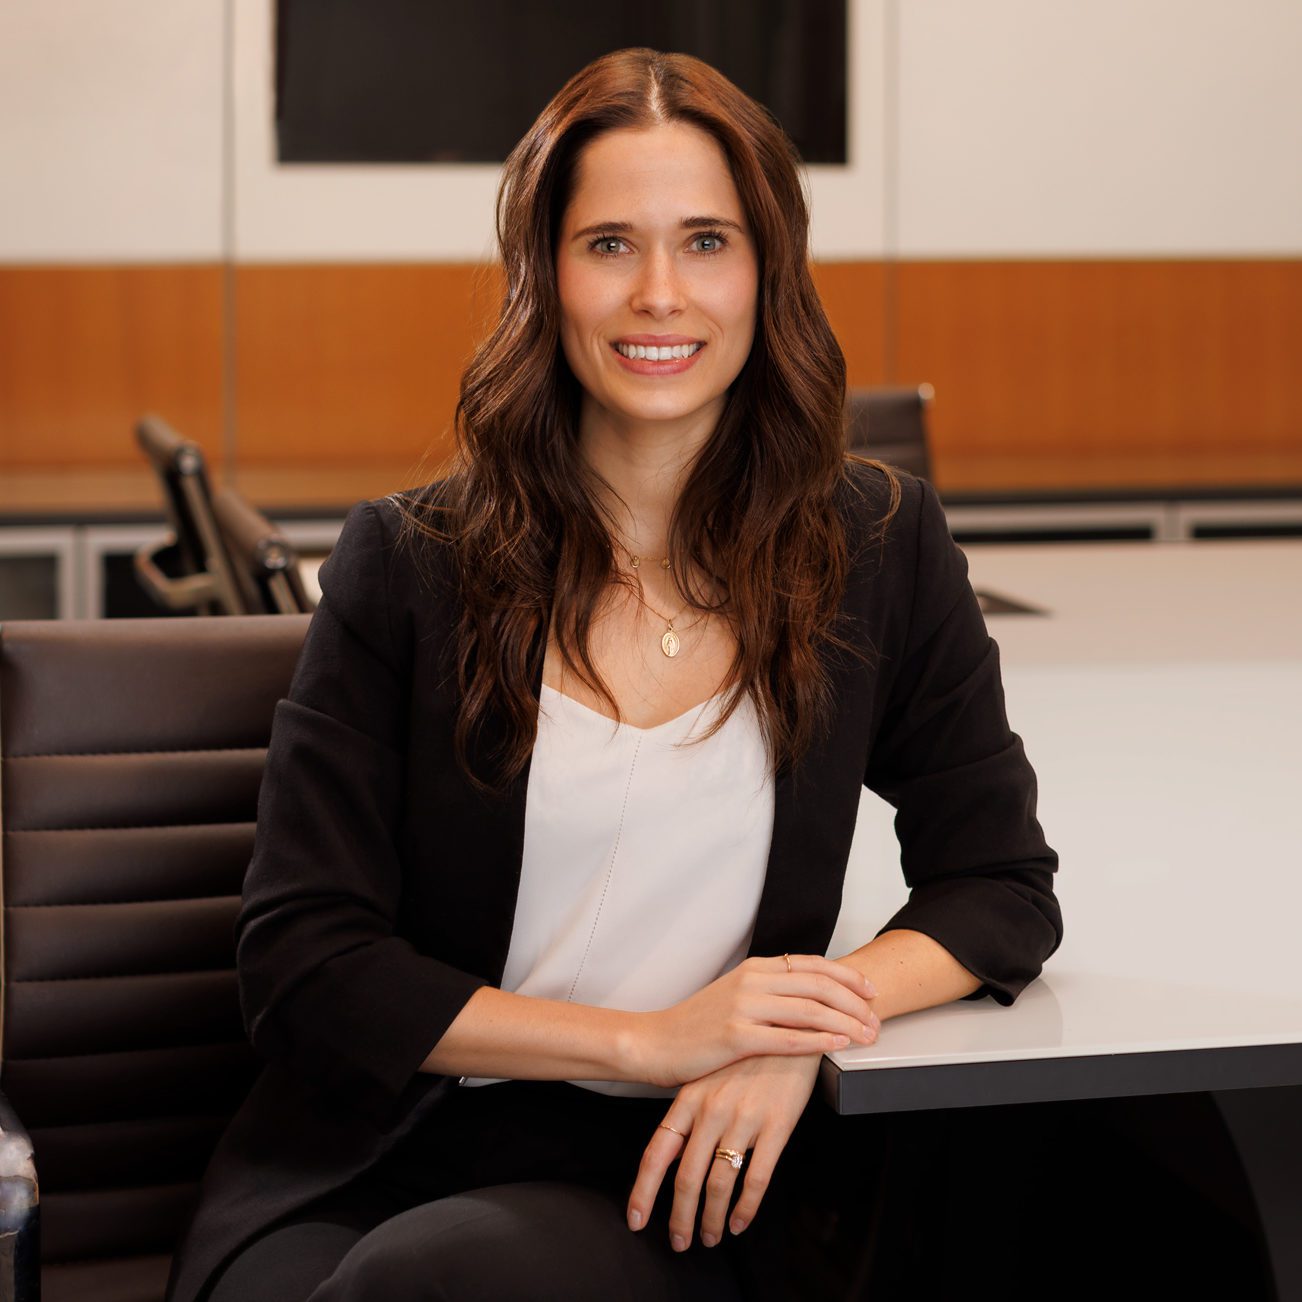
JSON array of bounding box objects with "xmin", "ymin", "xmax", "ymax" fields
[
  {"xmin": 864, "ymin": 478, "xmax": 1063, "ymax": 1005},
  {"xmin": 235, "ymin": 498, "xmax": 489, "ymax": 1128}
]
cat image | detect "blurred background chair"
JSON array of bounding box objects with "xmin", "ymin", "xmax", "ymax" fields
[
  {"xmin": 212, "ymin": 487, "xmax": 316, "ymax": 615},
  {"xmin": 134, "ymin": 417, "xmax": 318, "ymax": 617},
  {"xmin": 134, "ymin": 416, "xmax": 246, "ymax": 616},
  {"xmin": 844, "ymin": 384, "xmax": 935, "ymax": 484},
  {"xmin": 0, "ymin": 613, "xmax": 310, "ymax": 1302},
  {"xmin": 843, "ymin": 386, "xmax": 1039, "ymax": 619}
]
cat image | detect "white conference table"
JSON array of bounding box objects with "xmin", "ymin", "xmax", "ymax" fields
[{"xmin": 820, "ymin": 536, "xmax": 1302, "ymax": 1292}]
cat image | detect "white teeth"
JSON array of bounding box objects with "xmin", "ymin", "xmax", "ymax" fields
[{"xmin": 615, "ymin": 342, "xmax": 703, "ymax": 361}]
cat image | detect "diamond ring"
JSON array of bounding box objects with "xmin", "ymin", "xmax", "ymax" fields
[{"xmin": 714, "ymin": 1147, "xmax": 745, "ymax": 1170}]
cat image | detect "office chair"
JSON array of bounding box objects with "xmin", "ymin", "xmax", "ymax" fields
[
  {"xmin": 844, "ymin": 385, "xmax": 935, "ymax": 483},
  {"xmin": 212, "ymin": 487, "xmax": 316, "ymax": 616},
  {"xmin": 0, "ymin": 614, "xmax": 311, "ymax": 1302},
  {"xmin": 134, "ymin": 416, "xmax": 247, "ymax": 616}
]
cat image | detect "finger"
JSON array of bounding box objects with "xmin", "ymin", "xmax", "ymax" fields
[
  {"xmin": 727, "ymin": 1125, "xmax": 788, "ymax": 1238},
  {"xmin": 756, "ymin": 986, "xmax": 878, "ymax": 1041},
  {"xmin": 744, "ymin": 1024, "xmax": 864, "ymax": 1058},
  {"xmin": 699, "ymin": 1131, "xmax": 751, "ymax": 1247},
  {"xmin": 792, "ymin": 953, "xmax": 878, "ymax": 999},
  {"xmin": 765, "ymin": 968, "xmax": 879, "ymax": 1026},
  {"xmin": 626, "ymin": 1122, "xmax": 686, "ymax": 1232},
  {"xmin": 668, "ymin": 1120, "xmax": 723, "ymax": 1251},
  {"xmin": 749, "ymin": 968, "xmax": 880, "ymax": 1025}
]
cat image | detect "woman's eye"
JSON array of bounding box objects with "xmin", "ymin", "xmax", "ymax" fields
[
  {"xmin": 693, "ymin": 230, "xmax": 729, "ymax": 255},
  {"xmin": 586, "ymin": 229, "xmax": 730, "ymax": 258}
]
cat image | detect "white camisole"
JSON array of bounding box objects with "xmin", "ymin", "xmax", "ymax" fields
[{"xmin": 459, "ymin": 681, "xmax": 776, "ymax": 1098}]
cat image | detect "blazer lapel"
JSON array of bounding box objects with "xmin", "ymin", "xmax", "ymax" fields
[
  {"xmin": 746, "ymin": 623, "xmax": 876, "ymax": 961},
  {"xmin": 745, "ymin": 724, "xmax": 860, "ymax": 962},
  {"xmin": 443, "ymin": 621, "xmax": 548, "ymax": 987}
]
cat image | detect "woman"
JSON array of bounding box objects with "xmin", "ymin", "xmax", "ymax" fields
[{"xmin": 166, "ymin": 47, "xmax": 1061, "ymax": 1302}]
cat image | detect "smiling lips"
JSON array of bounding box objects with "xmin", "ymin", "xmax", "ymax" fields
[{"xmin": 610, "ymin": 338, "xmax": 706, "ymax": 375}]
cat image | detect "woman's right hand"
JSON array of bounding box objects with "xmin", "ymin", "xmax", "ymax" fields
[{"xmin": 633, "ymin": 954, "xmax": 881, "ymax": 1088}]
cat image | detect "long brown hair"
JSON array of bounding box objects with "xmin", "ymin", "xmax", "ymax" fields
[{"xmin": 397, "ymin": 47, "xmax": 901, "ymax": 793}]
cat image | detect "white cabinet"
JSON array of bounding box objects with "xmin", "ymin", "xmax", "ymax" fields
[
  {"xmin": 0, "ymin": 527, "xmax": 80, "ymax": 620},
  {"xmin": 0, "ymin": 517, "xmax": 344, "ymax": 619}
]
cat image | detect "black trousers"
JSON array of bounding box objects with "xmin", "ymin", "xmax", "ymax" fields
[
  {"xmin": 204, "ymin": 1077, "xmax": 1273, "ymax": 1301},
  {"xmin": 201, "ymin": 1076, "xmax": 861, "ymax": 1302}
]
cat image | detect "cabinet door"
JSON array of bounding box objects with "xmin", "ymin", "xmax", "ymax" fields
[{"xmin": 0, "ymin": 528, "xmax": 76, "ymax": 619}]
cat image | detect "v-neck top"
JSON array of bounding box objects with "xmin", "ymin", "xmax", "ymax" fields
[{"xmin": 459, "ymin": 682, "xmax": 776, "ymax": 1097}]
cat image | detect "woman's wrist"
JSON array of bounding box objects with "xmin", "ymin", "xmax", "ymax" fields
[
  {"xmin": 614, "ymin": 1009, "xmax": 662, "ymax": 1086},
  {"xmin": 421, "ymin": 987, "xmax": 658, "ymax": 1084}
]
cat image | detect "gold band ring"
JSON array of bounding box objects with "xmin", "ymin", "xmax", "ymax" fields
[
  {"xmin": 783, "ymin": 953, "xmax": 792, "ymax": 973},
  {"xmin": 715, "ymin": 1147, "xmax": 746, "ymax": 1170},
  {"xmin": 658, "ymin": 1123, "xmax": 686, "ymax": 1138}
]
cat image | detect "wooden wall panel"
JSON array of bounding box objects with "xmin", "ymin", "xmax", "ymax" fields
[
  {"xmin": 0, "ymin": 266, "xmax": 223, "ymax": 470},
  {"xmin": 810, "ymin": 261, "xmax": 889, "ymax": 387},
  {"xmin": 232, "ymin": 263, "xmax": 504, "ymax": 472},
  {"xmin": 893, "ymin": 260, "xmax": 1302, "ymax": 490},
  {"xmin": 2, "ymin": 260, "xmax": 1299, "ymax": 511}
]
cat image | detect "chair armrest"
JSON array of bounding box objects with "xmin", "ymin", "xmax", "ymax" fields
[
  {"xmin": 0, "ymin": 1086, "xmax": 39, "ymax": 1300},
  {"xmin": 133, "ymin": 535, "xmax": 221, "ymax": 611}
]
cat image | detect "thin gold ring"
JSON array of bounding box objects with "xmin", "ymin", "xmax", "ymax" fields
[
  {"xmin": 658, "ymin": 1123, "xmax": 686, "ymax": 1138},
  {"xmin": 783, "ymin": 953, "xmax": 792, "ymax": 973}
]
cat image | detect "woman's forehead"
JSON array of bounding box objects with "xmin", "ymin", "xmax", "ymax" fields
[{"xmin": 565, "ymin": 123, "xmax": 743, "ymax": 228}]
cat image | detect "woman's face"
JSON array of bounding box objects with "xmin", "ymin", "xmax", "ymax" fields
[{"xmin": 555, "ymin": 122, "xmax": 759, "ymax": 440}]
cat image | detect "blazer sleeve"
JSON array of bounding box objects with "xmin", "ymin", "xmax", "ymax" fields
[
  {"xmin": 235, "ymin": 498, "xmax": 490, "ymax": 1128},
  {"xmin": 864, "ymin": 477, "xmax": 1063, "ymax": 1005}
]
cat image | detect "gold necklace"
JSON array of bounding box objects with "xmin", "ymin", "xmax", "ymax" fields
[{"xmin": 622, "ymin": 549, "xmax": 702, "ymax": 658}]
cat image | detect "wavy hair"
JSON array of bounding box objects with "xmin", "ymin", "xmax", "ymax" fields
[{"xmin": 397, "ymin": 47, "xmax": 901, "ymax": 793}]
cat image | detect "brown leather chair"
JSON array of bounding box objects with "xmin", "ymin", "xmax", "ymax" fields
[{"xmin": 0, "ymin": 614, "xmax": 310, "ymax": 1302}]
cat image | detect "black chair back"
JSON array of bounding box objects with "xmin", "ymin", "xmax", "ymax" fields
[{"xmin": 845, "ymin": 385, "xmax": 935, "ymax": 483}]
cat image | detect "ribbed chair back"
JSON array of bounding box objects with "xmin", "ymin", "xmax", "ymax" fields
[{"xmin": 0, "ymin": 615, "xmax": 310, "ymax": 1302}]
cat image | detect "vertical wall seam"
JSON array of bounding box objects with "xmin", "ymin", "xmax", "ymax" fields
[
  {"xmin": 883, "ymin": 0, "xmax": 900, "ymax": 383},
  {"xmin": 220, "ymin": 0, "xmax": 238, "ymax": 486}
]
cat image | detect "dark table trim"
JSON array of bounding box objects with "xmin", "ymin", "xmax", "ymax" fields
[
  {"xmin": 940, "ymin": 484, "xmax": 1302, "ymax": 507},
  {"xmin": 819, "ymin": 1041, "xmax": 1302, "ymax": 1114}
]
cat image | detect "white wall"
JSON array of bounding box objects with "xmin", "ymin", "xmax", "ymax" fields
[
  {"xmin": 896, "ymin": 0, "xmax": 1302, "ymax": 256},
  {"xmin": 1, "ymin": 0, "xmax": 1299, "ymax": 263},
  {"xmin": 0, "ymin": 0, "xmax": 225, "ymax": 261}
]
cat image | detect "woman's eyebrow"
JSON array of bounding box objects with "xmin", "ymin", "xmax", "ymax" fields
[{"xmin": 570, "ymin": 215, "xmax": 744, "ymax": 241}]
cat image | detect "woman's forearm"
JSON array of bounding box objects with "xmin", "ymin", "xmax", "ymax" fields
[
  {"xmin": 419, "ymin": 985, "xmax": 646, "ymax": 1082},
  {"xmin": 830, "ymin": 927, "xmax": 982, "ymax": 1022}
]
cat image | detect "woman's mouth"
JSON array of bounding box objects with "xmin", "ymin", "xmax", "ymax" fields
[{"xmin": 610, "ymin": 340, "xmax": 706, "ymax": 376}]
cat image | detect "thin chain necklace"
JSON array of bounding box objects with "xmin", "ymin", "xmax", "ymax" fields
[{"xmin": 619, "ymin": 546, "xmax": 704, "ymax": 658}]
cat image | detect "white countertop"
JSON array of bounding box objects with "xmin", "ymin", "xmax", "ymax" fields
[{"xmin": 828, "ymin": 538, "xmax": 1302, "ymax": 1075}]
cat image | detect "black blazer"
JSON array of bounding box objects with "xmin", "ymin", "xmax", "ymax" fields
[{"xmin": 165, "ymin": 461, "xmax": 1062, "ymax": 1302}]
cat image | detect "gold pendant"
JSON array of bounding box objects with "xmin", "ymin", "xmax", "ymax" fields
[{"xmin": 661, "ymin": 627, "xmax": 681, "ymax": 657}]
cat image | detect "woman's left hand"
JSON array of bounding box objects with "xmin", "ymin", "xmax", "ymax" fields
[{"xmin": 625, "ymin": 1052, "xmax": 823, "ymax": 1252}]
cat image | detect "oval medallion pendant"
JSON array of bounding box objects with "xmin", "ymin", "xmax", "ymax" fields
[{"xmin": 661, "ymin": 628, "xmax": 681, "ymax": 658}]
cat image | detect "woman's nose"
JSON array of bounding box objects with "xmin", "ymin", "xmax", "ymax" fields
[{"xmin": 629, "ymin": 247, "xmax": 686, "ymax": 315}]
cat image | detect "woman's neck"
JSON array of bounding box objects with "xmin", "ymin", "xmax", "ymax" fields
[{"xmin": 577, "ymin": 405, "xmax": 717, "ymax": 557}]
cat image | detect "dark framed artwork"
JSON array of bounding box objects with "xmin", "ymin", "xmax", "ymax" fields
[{"xmin": 275, "ymin": 0, "xmax": 847, "ymax": 165}]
